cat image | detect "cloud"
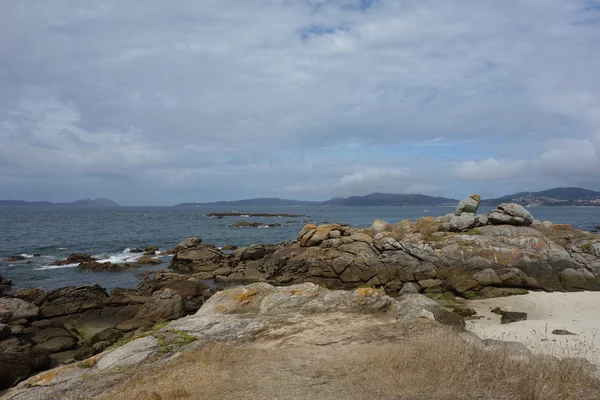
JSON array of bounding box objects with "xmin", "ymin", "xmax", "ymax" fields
[
  {"xmin": 453, "ymin": 158, "xmax": 526, "ymax": 181},
  {"xmin": 1, "ymin": 1, "xmax": 600, "ymax": 204}
]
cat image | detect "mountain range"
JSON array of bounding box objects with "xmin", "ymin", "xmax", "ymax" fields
[
  {"xmin": 175, "ymin": 187, "xmax": 600, "ymax": 207},
  {"xmin": 3, "ymin": 187, "xmax": 600, "ymax": 207},
  {"xmin": 0, "ymin": 198, "xmax": 121, "ymax": 207}
]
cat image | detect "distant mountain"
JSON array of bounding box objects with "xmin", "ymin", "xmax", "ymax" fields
[
  {"xmin": 482, "ymin": 187, "xmax": 600, "ymax": 206},
  {"xmin": 323, "ymin": 193, "xmax": 459, "ymax": 206},
  {"xmin": 0, "ymin": 198, "xmax": 120, "ymax": 207},
  {"xmin": 175, "ymin": 198, "xmax": 321, "ymax": 207}
]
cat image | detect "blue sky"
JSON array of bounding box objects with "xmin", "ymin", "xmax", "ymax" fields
[{"xmin": 1, "ymin": 0, "xmax": 600, "ymax": 205}]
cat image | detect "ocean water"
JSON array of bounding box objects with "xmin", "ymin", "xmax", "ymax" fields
[{"xmin": 1, "ymin": 205, "xmax": 599, "ymax": 291}]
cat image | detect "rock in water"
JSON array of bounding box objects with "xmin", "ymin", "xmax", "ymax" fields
[
  {"xmin": 0, "ymin": 276, "xmax": 12, "ymax": 296},
  {"xmin": 456, "ymin": 194, "xmax": 480, "ymax": 216}
]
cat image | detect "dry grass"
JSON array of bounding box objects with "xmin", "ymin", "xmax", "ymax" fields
[{"xmin": 98, "ymin": 328, "xmax": 600, "ymax": 400}]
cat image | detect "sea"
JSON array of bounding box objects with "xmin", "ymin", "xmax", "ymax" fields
[{"xmin": 1, "ymin": 205, "xmax": 599, "ymax": 292}]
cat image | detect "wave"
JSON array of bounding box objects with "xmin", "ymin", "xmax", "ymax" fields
[
  {"xmin": 257, "ymin": 225, "xmax": 270, "ymax": 229},
  {"xmin": 57, "ymin": 248, "xmax": 68, "ymax": 250},
  {"xmin": 20, "ymin": 254, "xmax": 35, "ymax": 258},
  {"xmin": 36, "ymin": 263, "xmax": 79, "ymax": 270}
]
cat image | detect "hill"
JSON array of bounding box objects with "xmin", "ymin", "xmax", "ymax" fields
[
  {"xmin": 0, "ymin": 198, "xmax": 121, "ymax": 207},
  {"xmin": 323, "ymin": 192, "xmax": 459, "ymax": 206},
  {"xmin": 483, "ymin": 187, "xmax": 600, "ymax": 206}
]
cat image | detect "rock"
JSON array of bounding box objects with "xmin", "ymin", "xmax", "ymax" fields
[
  {"xmin": 50, "ymin": 254, "xmax": 95, "ymax": 266},
  {"xmin": 0, "ymin": 323, "xmax": 11, "ymax": 339},
  {"xmin": 74, "ymin": 346, "xmax": 95, "ymax": 361},
  {"xmin": 0, "ymin": 339, "xmax": 50, "ymax": 389},
  {"xmin": 543, "ymin": 221, "xmax": 553, "ymax": 229},
  {"xmin": 0, "ymin": 298, "xmax": 39, "ymax": 321},
  {"xmin": 452, "ymin": 305, "xmax": 477, "ymax": 317},
  {"xmin": 79, "ymin": 261, "xmax": 139, "ymax": 272},
  {"xmin": 475, "ymin": 214, "xmax": 488, "ymax": 227},
  {"xmin": 0, "ymin": 276, "xmax": 12, "ymax": 296},
  {"xmin": 500, "ymin": 311, "xmax": 527, "ymax": 324},
  {"xmin": 456, "ymin": 194, "xmax": 480, "ymax": 215},
  {"xmin": 91, "ymin": 328, "xmax": 124, "ymax": 345},
  {"xmin": 222, "ymin": 244, "xmax": 238, "ymax": 250},
  {"xmin": 116, "ymin": 289, "xmax": 185, "ymax": 331},
  {"xmin": 418, "ymin": 279, "xmax": 443, "ymax": 289},
  {"xmin": 38, "ymin": 284, "xmax": 109, "ymax": 318},
  {"xmin": 299, "ymin": 224, "xmax": 348, "ymax": 247},
  {"xmin": 30, "ymin": 326, "xmax": 78, "ymax": 353},
  {"xmin": 230, "ymin": 221, "xmax": 281, "ymax": 228},
  {"xmin": 371, "ymin": 219, "xmax": 393, "ymax": 235},
  {"xmin": 12, "ymin": 287, "xmax": 44, "ymax": 303},
  {"xmin": 552, "ymin": 329, "xmax": 576, "ymax": 336},
  {"xmin": 167, "ymin": 237, "xmax": 203, "ymax": 254},
  {"xmin": 3, "ymin": 256, "xmax": 27, "ymax": 262},
  {"xmin": 442, "ymin": 213, "xmax": 477, "ymax": 232},
  {"xmin": 143, "ymin": 246, "xmax": 159, "ymax": 255},
  {"xmin": 559, "ymin": 268, "xmax": 597, "ymax": 289},
  {"xmin": 399, "ymin": 282, "xmax": 420, "ymax": 295},
  {"xmin": 170, "ymin": 245, "xmax": 224, "ymax": 273},
  {"xmin": 136, "ymin": 256, "xmax": 162, "ymax": 265},
  {"xmin": 488, "ymin": 203, "xmax": 534, "ymax": 226},
  {"xmin": 127, "ymin": 248, "xmax": 143, "ymax": 253}
]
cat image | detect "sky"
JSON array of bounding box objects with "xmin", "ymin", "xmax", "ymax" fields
[{"xmin": 1, "ymin": 1, "xmax": 600, "ymax": 206}]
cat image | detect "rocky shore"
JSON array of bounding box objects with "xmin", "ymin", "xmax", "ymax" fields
[{"xmin": 2, "ymin": 196, "xmax": 600, "ymax": 393}]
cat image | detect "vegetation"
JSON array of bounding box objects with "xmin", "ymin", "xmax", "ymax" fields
[{"xmin": 98, "ymin": 329, "xmax": 600, "ymax": 400}]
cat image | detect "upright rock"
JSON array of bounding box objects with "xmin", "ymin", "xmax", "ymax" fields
[{"xmin": 456, "ymin": 194, "xmax": 480, "ymax": 216}]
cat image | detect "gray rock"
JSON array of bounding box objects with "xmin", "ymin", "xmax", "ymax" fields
[
  {"xmin": 395, "ymin": 293, "xmax": 442, "ymax": 321},
  {"xmin": 500, "ymin": 311, "xmax": 527, "ymax": 324},
  {"xmin": 398, "ymin": 282, "xmax": 420, "ymax": 295},
  {"xmin": 475, "ymin": 214, "xmax": 488, "ymax": 226},
  {"xmin": 0, "ymin": 276, "xmax": 11, "ymax": 296},
  {"xmin": 0, "ymin": 298, "xmax": 39, "ymax": 321},
  {"xmin": 442, "ymin": 213, "xmax": 477, "ymax": 232},
  {"xmin": 456, "ymin": 194, "xmax": 480, "ymax": 215},
  {"xmin": 371, "ymin": 219, "xmax": 393, "ymax": 236},
  {"xmin": 488, "ymin": 203, "xmax": 534, "ymax": 226},
  {"xmin": 30, "ymin": 326, "xmax": 78, "ymax": 353},
  {"xmin": 542, "ymin": 220, "xmax": 553, "ymax": 229},
  {"xmin": 116, "ymin": 289, "xmax": 185, "ymax": 331}
]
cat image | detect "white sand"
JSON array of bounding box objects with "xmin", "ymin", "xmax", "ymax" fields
[{"xmin": 465, "ymin": 291, "xmax": 600, "ymax": 364}]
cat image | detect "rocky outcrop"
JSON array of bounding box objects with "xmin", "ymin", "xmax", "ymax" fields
[
  {"xmin": 456, "ymin": 194, "xmax": 480, "ymax": 215},
  {"xmin": 136, "ymin": 256, "xmax": 162, "ymax": 265},
  {"xmin": 0, "ymin": 275, "xmax": 218, "ymax": 389},
  {"xmin": 3, "ymin": 282, "xmax": 468, "ymax": 399},
  {"xmin": 173, "ymin": 217, "xmax": 600, "ymax": 297}
]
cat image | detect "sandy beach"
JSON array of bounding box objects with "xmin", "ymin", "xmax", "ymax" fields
[{"xmin": 466, "ymin": 291, "xmax": 600, "ymax": 365}]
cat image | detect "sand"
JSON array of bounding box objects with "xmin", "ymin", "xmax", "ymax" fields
[{"xmin": 465, "ymin": 291, "xmax": 600, "ymax": 364}]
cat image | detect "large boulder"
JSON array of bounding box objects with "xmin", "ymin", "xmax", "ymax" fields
[
  {"xmin": 442, "ymin": 213, "xmax": 478, "ymax": 232},
  {"xmin": 37, "ymin": 284, "xmax": 109, "ymax": 318},
  {"xmin": 116, "ymin": 289, "xmax": 185, "ymax": 331},
  {"xmin": 488, "ymin": 203, "xmax": 534, "ymax": 226},
  {"xmin": 299, "ymin": 224, "xmax": 348, "ymax": 247},
  {"xmin": 170, "ymin": 245, "xmax": 225, "ymax": 273},
  {"xmin": 0, "ymin": 298, "xmax": 39, "ymax": 322},
  {"xmin": 167, "ymin": 237, "xmax": 203, "ymax": 255},
  {"xmin": 27, "ymin": 323, "xmax": 78, "ymax": 353},
  {"xmin": 456, "ymin": 194, "xmax": 480, "ymax": 215},
  {"xmin": 12, "ymin": 287, "xmax": 44, "ymax": 303},
  {"xmin": 0, "ymin": 337, "xmax": 50, "ymax": 389}
]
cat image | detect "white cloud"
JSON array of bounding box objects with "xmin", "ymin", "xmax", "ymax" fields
[
  {"xmin": 453, "ymin": 158, "xmax": 526, "ymax": 181},
  {"xmin": 1, "ymin": 1, "xmax": 600, "ymax": 203}
]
